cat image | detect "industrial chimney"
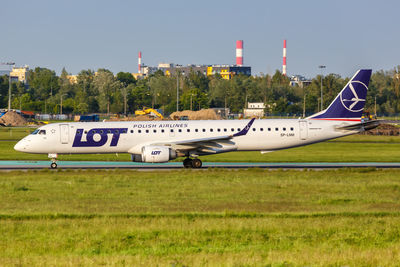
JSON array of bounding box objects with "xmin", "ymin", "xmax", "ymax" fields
[
  {"xmin": 138, "ymin": 51, "xmax": 142, "ymax": 74},
  {"xmin": 236, "ymin": 40, "xmax": 243, "ymax": 66},
  {"xmin": 282, "ymin": 40, "xmax": 287, "ymax": 76}
]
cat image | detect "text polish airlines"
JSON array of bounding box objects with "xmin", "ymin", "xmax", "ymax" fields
[{"xmin": 14, "ymin": 69, "xmax": 379, "ymax": 169}]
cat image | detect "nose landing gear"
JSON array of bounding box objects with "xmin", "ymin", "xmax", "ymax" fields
[
  {"xmin": 48, "ymin": 153, "xmax": 58, "ymax": 169},
  {"xmin": 183, "ymin": 158, "xmax": 203, "ymax": 168}
]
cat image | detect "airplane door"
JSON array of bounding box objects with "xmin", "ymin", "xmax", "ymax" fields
[
  {"xmin": 60, "ymin": 124, "xmax": 69, "ymax": 144},
  {"xmin": 299, "ymin": 121, "xmax": 308, "ymax": 140}
]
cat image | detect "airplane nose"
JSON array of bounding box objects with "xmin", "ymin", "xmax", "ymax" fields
[{"xmin": 14, "ymin": 140, "xmax": 26, "ymax": 152}]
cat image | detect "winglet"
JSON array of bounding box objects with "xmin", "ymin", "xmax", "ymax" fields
[{"xmin": 233, "ymin": 118, "xmax": 255, "ymax": 137}]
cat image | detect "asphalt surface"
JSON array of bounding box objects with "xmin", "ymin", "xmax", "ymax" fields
[{"xmin": 1, "ymin": 160, "xmax": 400, "ymax": 170}]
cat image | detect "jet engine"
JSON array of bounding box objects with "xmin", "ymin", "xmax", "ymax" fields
[{"xmin": 131, "ymin": 146, "xmax": 177, "ymax": 163}]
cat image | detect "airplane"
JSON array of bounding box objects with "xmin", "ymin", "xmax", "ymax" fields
[{"xmin": 14, "ymin": 69, "xmax": 379, "ymax": 169}]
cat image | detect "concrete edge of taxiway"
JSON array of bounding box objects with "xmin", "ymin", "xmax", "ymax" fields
[{"xmin": 0, "ymin": 161, "xmax": 400, "ymax": 170}]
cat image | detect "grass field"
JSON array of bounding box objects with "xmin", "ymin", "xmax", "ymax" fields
[
  {"xmin": 2, "ymin": 127, "xmax": 400, "ymax": 265},
  {"xmin": 1, "ymin": 169, "xmax": 400, "ymax": 265}
]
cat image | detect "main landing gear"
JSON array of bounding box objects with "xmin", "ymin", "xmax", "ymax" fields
[
  {"xmin": 183, "ymin": 158, "xmax": 203, "ymax": 168},
  {"xmin": 48, "ymin": 153, "xmax": 58, "ymax": 169}
]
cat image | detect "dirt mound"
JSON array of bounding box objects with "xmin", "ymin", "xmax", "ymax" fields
[
  {"xmin": 130, "ymin": 115, "xmax": 163, "ymax": 121},
  {"xmin": 0, "ymin": 111, "xmax": 28, "ymax": 126},
  {"xmin": 362, "ymin": 123, "xmax": 400, "ymax": 136},
  {"xmin": 169, "ymin": 109, "xmax": 221, "ymax": 120}
]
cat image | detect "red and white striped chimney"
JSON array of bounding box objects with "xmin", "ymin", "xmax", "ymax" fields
[
  {"xmin": 282, "ymin": 40, "xmax": 287, "ymax": 76},
  {"xmin": 236, "ymin": 40, "xmax": 243, "ymax": 66},
  {"xmin": 138, "ymin": 51, "xmax": 142, "ymax": 74}
]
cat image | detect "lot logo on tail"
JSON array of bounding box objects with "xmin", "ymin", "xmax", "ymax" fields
[
  {"xmin": 340, "ymin": 81, "xmax": 368, "ymax": 112},
  {"xmin": 73, "ymin": 128, "xmax": 128, "ymax": 147}
]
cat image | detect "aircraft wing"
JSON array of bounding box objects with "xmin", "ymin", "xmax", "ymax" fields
[{"xmin": 151, "ymin": 118, "xmax": 255, "ymax": 154}]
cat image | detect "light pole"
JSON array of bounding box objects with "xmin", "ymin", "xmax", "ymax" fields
[
  {"xmin": 176, "ymin": 73, "xmax": 179, "ymax": 112},
  {"xmin": 0, "ymin": 62, "xmax": 15, "ymax": 111},
  {"xmin": 318, "ymin": 65, "xmax": 326, "ymax": 111},
  {"xmin": 60, "ymin": 94, "xmax": 67, "ymax": 115},
  {"xmin": 123, "ymin": 87, "xmax": 127, "ymax": 116}
]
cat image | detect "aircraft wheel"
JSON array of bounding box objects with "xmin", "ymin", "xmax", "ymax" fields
[
  {"xmin": 191, "ymin": 158, "xmax": 202, "ymax": 168},
  {"xmin": 50, "ymin": 162, "xmax": 58, "ymax": 169},
  {"xmin": 183, "ymin": 158, "xmax": 192, "ymax": 168}
]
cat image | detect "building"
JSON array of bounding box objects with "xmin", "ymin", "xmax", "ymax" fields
[
  {"xmin": 9, "ymin": 66, "xmax": 29, "ymax": 84},
  {"xmin": 161, "ymin": 64, "xmax": 251, "ymax": 80},
  {"xmin": 244, "ymin": 102, "xmax": 265, "ymax": 118},
  {"xmin": 66, "ymin": 75, "xmax": 78, "ymax": 84},
  {"xmin": 289, "ymin": 75, "xmax": 311, "ymax": 88}
]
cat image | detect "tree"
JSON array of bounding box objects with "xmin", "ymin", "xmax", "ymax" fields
[
  {"xmin": 116, "ymin": 72, "xmax": 136, "ymax": 86},
  {"xmin": 28, "ymin": 67, "xmax": 59, "ymax": 100},
  {"xmin": 76, "ymin": 69, "xmax": 97, "ymax": 113},
  {"xmin": 93, "ymin": 69, "xmax": 124, "ymax": 114}
]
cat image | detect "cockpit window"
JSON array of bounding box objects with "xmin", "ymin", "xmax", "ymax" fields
[
  {"xmin": 31, "ymin": 129, "xmax": 39, "ymax": 135},
  {"xmin": 39, "ymin": 130, "xmax": 46, "ymax": 135}
]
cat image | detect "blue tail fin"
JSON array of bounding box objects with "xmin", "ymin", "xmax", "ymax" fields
[{"xmin": 308, "ymin": 69, "xmax": 372, "ymax": 120}]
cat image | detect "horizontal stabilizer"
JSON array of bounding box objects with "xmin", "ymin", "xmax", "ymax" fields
[{"xmin": 336, "ymin": 120, "xmax": 381, "ymax": 131}]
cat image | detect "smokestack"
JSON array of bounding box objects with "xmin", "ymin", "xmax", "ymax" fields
[
  {"xmin": 236, "ymin": 40, "xmax": 243, "ymax": 66},
  {"xmin": 138, "ymin": 51, "xmax": 142, "ymax": 74},
  {"xmin": 282, "ymin": 40, "xmax": 287, "ymax": 76}
]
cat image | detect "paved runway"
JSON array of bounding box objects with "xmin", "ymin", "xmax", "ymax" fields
[{"xmin": 1, "ymin": 160, "xmax": 400, "ymax": 170}]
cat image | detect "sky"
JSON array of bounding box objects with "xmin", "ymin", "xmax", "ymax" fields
[{"xmin": 1, "ymin": 0, "xmax": 399, "ymax": 78}]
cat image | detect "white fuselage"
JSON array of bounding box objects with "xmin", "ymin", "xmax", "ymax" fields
[{"xmin": 14, "ymin": 119, "xmax": 357, "ymax": 155}]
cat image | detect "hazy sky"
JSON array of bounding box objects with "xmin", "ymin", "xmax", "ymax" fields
[{"xmin": 1, "ymin": 0, "xmax": 399, "ymax": 78}]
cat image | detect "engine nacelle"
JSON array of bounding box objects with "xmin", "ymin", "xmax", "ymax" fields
[{"xmin": 132, "ymin": 146, "xmax": 177, "ymax": 163}]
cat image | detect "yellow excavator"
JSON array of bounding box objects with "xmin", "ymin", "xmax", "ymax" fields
[{"xmin": 135, "ymin": 108, "xmax": 164, "ymax": 119}]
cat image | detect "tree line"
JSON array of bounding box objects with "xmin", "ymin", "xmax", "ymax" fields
[{"xmin": 0, "ymin": 66, "xmax": 400, "ymax": 116}]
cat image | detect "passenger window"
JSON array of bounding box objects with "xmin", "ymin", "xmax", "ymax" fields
[
  {"xmin": 130, "ymin": 130, "xmax": 133, "ymax": 133},
  {"xmin": 275, "ymin": 128, "xmax": 278, "ymax": 131},
  {"xmin": 187, "ymin": 129, "xmax": 190, "ymax": 132},
  {"xmin": 100, "ymin": 130, "xmax": 104, "ymax": 134},
  {"xmin": 195, "ymin": 129, "xmax": 198, "ymax": 132},
  {"xmin": 252, "ymin": 128, "xmax": 256, "ymax": 131},
  {"xmin": 115, "ymin": 130, "xmax": 119, "ymax": 134},
  {"xmin": 84, "ymin": 130, "xmax": 87, "ymax": 134},
  {"xmin": 231, "ymin": 128, "xmax": 234, "ymax": 131},
  {"xmin": 217, "ymin": 128, "xmax": 221, "ymax": 132},
  {"xmin": 283, "ymin": 128, "xmax": 286, "ymax": 131},
  {"xmin": 153, "ymin": 129, "xmax": 157, "ymax": 133},
  {"xmin": 138, "ymin": 130, "xmax": 141, "ymax": 133},
  {"xmin": 170, "ymin": 129, "xmax": 174, "ymax": 133},
  {"xmin": 260, "ymin": 128, "xmax": 264, "ymax": 131},
  {"xmin": 290, "ymin": 127, "xmax": 294, "ymax": 131},
  {"xmin": 224, "ymin": 128, "xmax": 227, "ymax": 132},
  {"xmin": 161, "ymin": 129, "xmax": 165, "ymax": 133},
  {"xmin": 210, "ymin": 129, "xmax": 213, "ymax": 132},
  {"xmin": 202, "ymin": 129, "xmax": 206, "ymax": 132},
  {"xmin": 145, "ymin": 130, "xmax": 149, "ymax": 133},
  {"xmin": 178, "ymin": 129, "xmax": 182, "ymax": 133},
  {"xmin": 237, "ymin": 128, "xmax": 240, "ymax": 131}
]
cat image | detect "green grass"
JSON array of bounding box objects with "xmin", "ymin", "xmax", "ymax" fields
[
  {"xmin": 0, "ymin": 127, "xmax": 35, "ymax": 140},
  {"xmin": 1, "ymin": 169, "xmax": 400, "ymax": 265}
]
